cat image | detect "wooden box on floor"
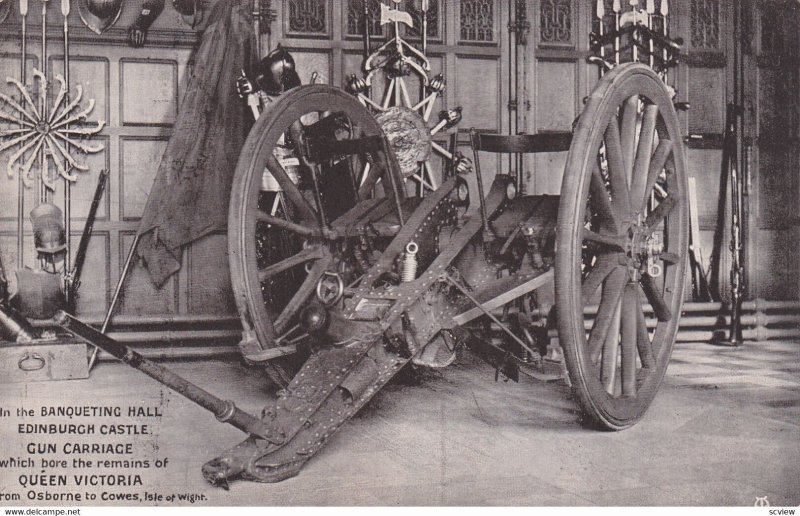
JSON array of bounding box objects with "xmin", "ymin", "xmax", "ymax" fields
[{"xmin": 0, "ymin": 339, "xmax": 90, "ymax": 384}]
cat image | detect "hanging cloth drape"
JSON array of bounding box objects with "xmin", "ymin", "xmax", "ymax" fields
[{"xmin": 136, "ymin": 0, "xmax": 256, "ymax": 287}]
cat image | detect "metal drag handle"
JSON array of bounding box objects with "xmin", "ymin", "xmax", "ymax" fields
[{"xmin": 55, "ymin": 311, "xmax": 284, "ymax": 445}]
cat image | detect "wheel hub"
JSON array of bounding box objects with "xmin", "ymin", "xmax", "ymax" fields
[{"xmin": 624, "ymin": 215, "xmax": 663, "ymax": 280}]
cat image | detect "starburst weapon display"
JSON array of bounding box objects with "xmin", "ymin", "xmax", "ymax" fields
[
  {"xmin": 345, "ymin": 0, "xmax": 468, "ymax": 195},
  {"xmin": 0, "ymin": 71, "xmax": 105, "ymax": 191},
  {"xmin": 0, "ymin": 0, "xmax": 105, "ymax": 318}
]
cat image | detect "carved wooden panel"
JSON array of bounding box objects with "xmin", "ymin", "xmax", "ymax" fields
[
  {"xmin": 758, "ymin": 65, "xmax": 800, "ymax": 141},
  {"xmin": 289, "ymin": 50, "xmax": 331, "ymax": 85},
  {"xmin": 49, "ymin": 137, "xmax": 110, "ymax": 220},
  {"xmin": 187, "ymin": 233, "xmax": 237, "ymax": 314},
  {"xmin": 758, "ymin": 145, "xmax": 799, "ymax": 227},
  {"xmin": 690, "ymin": 0, "xmax": 720, "ymax": 49},
  {"xmin": 120, "ymin": 59, "xmax": 178, "ymax": 126},
  {"xmin": 285, "ymin": 0, "xmax": 329, "ymax": 37},
  {"xmin": 687, "ymin": 67, "xmax": 725, "ymax": 134},
  {"xmin": 346, "ymin": 0, "xmax": 384, "ymax": 38},
  {"xmin": 758, "ymin": 1, "xmax": 798, "ymax": 58},
  {"xmin": 120, "ymin": 137, "xmax": 169, "ymax": 220},
  {"xmin": 686, "ymin": 149, "xmax": 723, "ymax": 228},
  {"xmin": 71, "ymin": 232, "xmax": 109, "ymax": 316},
  {"xmin": 539, "ymin": 0, "xmax": 573, "ymax": 47},
  {"xmin": 405, "ymin": 0, "xmax": 444, "ymax": 41},
  {"xmin": 51, "ymin": 57, "xmax": 109, "ymax": 123},
  {"xmin": 0, "ymin": 234, "xmax": 28, "ymax": 295},
  {"xmin": 119, "ymin": 233, "xmax": 178, "ymax": 315},
  {"xmin": 535, "ymin": 60, "xmax": 575, "ymax": 132},
  {"xmin": 757, "ymin": 230, "xmax": 800, "ymax": 300},
  {"xmin": 460, "ymin": 0, "xmax": 496, "ymax": 43},
  {"xmin": 454, "ymin": 56, "xmax": 500, "ymax": 131}
]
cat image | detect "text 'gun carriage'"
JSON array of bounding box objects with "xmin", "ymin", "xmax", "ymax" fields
[{"xmin": 56, "ymin": 0, "xmax": 689, "ymax": 486}]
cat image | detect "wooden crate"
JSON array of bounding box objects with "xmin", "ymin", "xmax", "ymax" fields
[{"xmin": 0, "ymin": 339, "xmax": 90, "ymax": 384}]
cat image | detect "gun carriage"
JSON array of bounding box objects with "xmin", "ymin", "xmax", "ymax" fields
[{"xmin": 54, "ymin": 0, "xmax": 688, "ymax": 487}]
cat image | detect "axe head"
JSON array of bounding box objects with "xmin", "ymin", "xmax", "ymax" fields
[{"xmin": 380, "ymin": 2, "xmax": 413, "ymax": 27}]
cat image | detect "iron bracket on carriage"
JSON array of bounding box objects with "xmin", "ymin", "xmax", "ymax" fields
[{"xmin": 56, "ymin": 0, "xmax": 688, "ymax": 486}]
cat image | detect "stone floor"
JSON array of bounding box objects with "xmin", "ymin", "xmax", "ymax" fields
[{"xmin": 1, "ymin": 339, "xmax": 798, "ymax": 506}]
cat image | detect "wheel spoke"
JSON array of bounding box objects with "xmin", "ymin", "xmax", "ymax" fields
[
  {"xmin": 275, "ymin": 256, "xmax": 332, "ymax": 334},
  {"xmin": 635, "ymin": 296, "xmax": 656, "ymax": 369},
  {"xmin": 256, "ymin": 210, "xmax": 322, "ymax": 238},
  {"xmin": 604, "ymin": 120, "xmax": 632, "ymax": 219},
  {"xmin": 258, "ymin": 246, "xmax": 324, "ymax": 282},
  {"xmin": 639, "ymin": 273, "xmax": 672, "ymax": 322},
  {"xmin": 621, "ymin": 282, "xmax": 638, "ymax": 397},
  {"xmin": 629, "ymin": 104, "xmax": 659, "ymax": 210},
  {"xmin": 640, "ymin": 140, "xmax": 673, "ymax": 213},
  {"xmin": 644, "ymin": 195, "xmax": 678, "ymax": 235},
  {"xmin": 266, "ymin": 154, "xmax": 318, "ymax": 224},
  {"xmin": 588, "ymin": 268, "xmax": 628, "ymax": 362},
  {"xmin": 583, "ymin": 228, "xmax": 626, "ymax": 252},
  {"xmin": 590, "ymin": 165, "xmax": 619, "ymax": 232},
  {"xmin": 582, "ymin": 254, "xmax": 620, "ymax": 303},
  {"xmin": 601, "ymin": 299, "xmax": 621, "ymax": 394},
  {"xmin": 660, "ymin": 251, "xmax": 681, "ymax": 264},
  {"xmin": 619, "ymin": 95, "xmax": 640, "ymax": 179}
]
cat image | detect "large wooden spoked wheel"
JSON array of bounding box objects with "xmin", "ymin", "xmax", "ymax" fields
[
  {"xmin": 555, "ymin": 63, "xmax": 688, "ymax": 429},
  {"xmin": 229, "ymin": 85, "xmax": 404, "ymax": 386}
]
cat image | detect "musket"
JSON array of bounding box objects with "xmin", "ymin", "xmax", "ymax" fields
[
  {"xmin": 66, "ymin": 169, "xmax": 109, "ymax": 308},
  {"xmin": 0, "ymin": 246, "xmax": 8, "ymax": 304},
  {"xmin": 722, "ymin": 103, "xmax": 745, "ymax": 346}
]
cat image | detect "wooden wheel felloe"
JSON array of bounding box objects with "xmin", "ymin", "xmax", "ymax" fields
[
  {"xmin": 555, "ymin": 63, "xmax": 689, "ymax": 429},
  {"xmin": 228, "ymin": 85, "xmax": 404, "ymax": 385}
]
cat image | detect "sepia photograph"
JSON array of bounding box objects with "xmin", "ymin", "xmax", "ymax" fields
[{"xmin": 0, "ymin": 0, "xmax": 798, "ymax": 509}]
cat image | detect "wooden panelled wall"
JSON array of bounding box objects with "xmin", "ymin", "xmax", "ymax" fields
[{"xmin": 0, "ymin": 0, "xmax": 796, "ymax": 321}]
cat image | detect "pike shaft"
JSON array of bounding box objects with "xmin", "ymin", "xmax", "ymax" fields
[
  {"xmin": 17, "ymin": 10, "xmax": 28, "ymax": 268},
  {"xmin": 64, "ymin": 0, "xmax": 72, "ymax": 279}
]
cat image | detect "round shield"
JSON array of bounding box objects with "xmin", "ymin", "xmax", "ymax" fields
[{"xmin": 375, "ymin": 106, "xmax": 432, "ymax": 178}]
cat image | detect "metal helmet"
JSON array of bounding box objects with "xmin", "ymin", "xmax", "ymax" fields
[
  {"xmin": 256, "ymin": 45, "xmax": 302, "ymax": 96},
  {"xmin": 30, "ymin": 203, "xmax": 66, "ymax": 255},
  {"xmin": 172, "ymin": 0, "xmax": 196, "ymax": 15},
  {"xmin": 173, "ymin": 0, "xmax": 206, "ymax": 28},
  {"xmin": 78, "ymin": 0, "xmax": 123, "ymax": 34}
]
